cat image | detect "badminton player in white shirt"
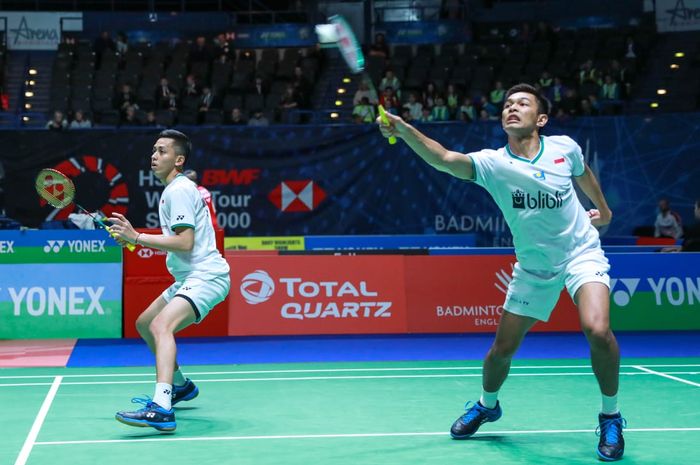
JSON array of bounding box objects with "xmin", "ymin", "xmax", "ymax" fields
[{"xmin": 377, "ymin": 83, "xmax": 625, "ymax": 461}]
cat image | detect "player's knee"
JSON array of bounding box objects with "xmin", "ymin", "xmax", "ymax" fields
[
  {"xmin": 489, "ymin": 340, "xmax": 519, "ymax": 360},
  {"xmin": 583, "ymin": 323, "xmax": 613, "ymax": 347},
  {"xmin": 135, "ymin": 315, "xmax": 151, "ymax": 336},
  {"xmin": 148, "ymin": 318, "xmax": 170, "ymax": 339}
]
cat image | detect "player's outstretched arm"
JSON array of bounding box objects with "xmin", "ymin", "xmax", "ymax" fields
[
  {"xmin": 574, "ymin": 164, "xmax": 613, "ymax": 227},
  {"xmin": 376, "ymin": 111, "xmax": 474, "ymax": 180},
  {"xmin": 108, "ymin": 212, "xmax": 195, "ymax": 252}
]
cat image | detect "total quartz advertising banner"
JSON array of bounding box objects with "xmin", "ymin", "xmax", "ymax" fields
[
  {"xmin": 0, "ymin": 230, "xmax": 122, "ymax": 338},
  {"xmin": 228, "ymin": 255, "xmax": 408, "ymax": 335}
]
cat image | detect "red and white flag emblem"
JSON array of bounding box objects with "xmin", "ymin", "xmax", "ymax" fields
[
  {"xmin": 554, "ymin": 157, "xmax": 565, "ymax": 164},
  {"xmin": 268, "ymin": 180, "xmax": 326, "ymax": 212}
]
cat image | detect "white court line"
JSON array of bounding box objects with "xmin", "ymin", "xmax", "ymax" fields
[
  {"xmin": 2, "ymin": 363, "xmax": 700, "ymax": 380},
  {"xmin": 3, "ymin": 371, "xmax": 698, "ymax": 388},
  {"xmin": 14, "ymin": 376, "xmax": 62, "ymax": 465},
  {"xmin": 34, "ymin": 426, "xmax": 700, "ymax": 446},
  {"xmin": 633, "ymin": 365, "xmax": 700, "ymax": 388}
]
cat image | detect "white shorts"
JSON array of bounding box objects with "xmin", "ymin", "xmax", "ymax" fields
[
  {"xmin": 504, "ymin": 246, "xmax": 610, "ymax": 322},
  {"xmin": 161, "ymin": 274, "xmax": 231, "ymax": 323}
]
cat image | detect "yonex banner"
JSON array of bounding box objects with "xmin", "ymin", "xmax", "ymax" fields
[
  {"xmin": 0, "ymin": 12, "xmax": 83, "ymax": 50},
  {"xmin": 655, "ymin": 0, "xmax": 700, "ymax": 32},
  {"xmin": 0, "ymin": 230, "xmax": 122, "ymax": 338},
  {"xmin": 379, "ymin": 21, "xmax": 471, "ymax": 44},
  {"xmin": 608, "ymin": 253, "xmax": 700, "ymax": 330}
]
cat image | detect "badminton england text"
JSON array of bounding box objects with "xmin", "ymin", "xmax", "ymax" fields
[{"xmin": 8, "ymin": 286, "xmax": 105, "ymax": 315}]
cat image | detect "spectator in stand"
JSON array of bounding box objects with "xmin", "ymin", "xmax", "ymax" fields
[
  {"xmin": 431, "ymin": 96, "xmax": 450, "ymax": 121},
  {"xmin": 403, "ymin": 92, "xmax": 423, "ymax": 121},
  {"xmin": 121, "ymin": 105, "xmax": 141, "ymax": 126},
  {"xmin": 538, "ymin": 71, "xmax": 553, "ymax": 91},
  {"xmin": 69, "ymin": 110, "xmax": 92, "ymax": 129},
  {"xmin": 197, "ymin": 87, "xmax": 217, "ymax": 124},
  {"xmin": 292, "ymin": 66, "xmax": 312, "ymax": 102},
  {"xmin": 352, "ymin": 96, "xmax": 376, "ymax": 123},
  {"xmin": 422, "ymin": 81, "xmax": 439, "ymax": 109},
  {"xmin": 578, "ymin": 60, "xmax": 597, "ymax": 85},
  {"xmin": 115, "ymin": 83, "xmax": 138, "ymax": 115},
  {"xmin": 608, "ymin": 60, "xmax": 631, "ymax": 98},
  {"xmin": 227, "ymin": 107, "xmax": 246, "ymax": 125},
  {"xmin": 580, "ymin": 97, "xmax": 597, "ymax": 116},
  {"xmin": 560, "ymin": 88, "xmax": 580, "ymax": 116},
  {"xmin": 278, "ymin": 84, "xmax": 300, "ymax": 123},
  {"xmin": 478, "ymin": 108, "xmax": 493, "ymax": 121},
  {"xmin": 46, "ymin": 110, "xmax": 68, "ymax": 130},
  {"xmin": 94, "ymin": 31, "xmax": 115, "ymax": 65},
  {"xmin": 655, "ymin": 198, "xmax": 683, "ymax": 239},
  {"xmin": 249, "ymin": 76, "xmax": 269, "ymax": 97},
  {"xmin": 600, "ymin": 75, "xmax": 620, "ymax": 100},
  {"xmin": 190, "ymin": 36, "xmax": 212, "ymax": 63},
  {"xmin": 458, "ymin": 96, "xmax": 477, "ymax": 122},
  {"xmin": 144, "ymin": 111, "xmax": 160, "ymax": 127},
  {"xmin": 490, "ymin": 81, "xmax": 506, "ymax": 107},
  {"xmin": 418, "ymin": 107, "xmax": 434, "ymax": 123},
  {"xmin": 383, "ymin": 98, "xmax": 399, "ymax": 116},
  {"xmin": 182, "ymin": 75, "xmax": 200, "ymax": 98},
  {"xmin": 445, "ymin": 84, "xmax": 460, "ymax": 118},
  {"xmin": 155, "ymin": 78, "xmax": 177, "ymax": 110},
  {"xmin": 549, "ymin": 76, "xmax": 567, "ymax": 110},
  {"xmin": 400, "ymin": 106, "xmax": 413, "ymax": 122},
  {"xmin": 369, "ymin": 32, "xmax": 390, "ymax": 59},
  {"xmin": 625, "ymin": 36, "xmax": 637, "ymax": 60},
  {"xmin": 353, "ymin": 80, "xmax": 379, "ymax": 106},
  {"xmin": 379, "ymin": 87, "xmax": 399, "ymax": 109},
  {"xmin": 248, "ymin": 109, "xmax": 269, "ymax": 127},
  {"xmin": 115, "ymin": 32, "xmax": 128, "ymax": 55},
  {"xmin": 379, "ymin": 69, "xmax": 401, "ymax": 98},
  {"xmin": 479, "ymin": 95, "xmax": 499, "ymax": 119},
  {"xmin": 533, "ymin": 21, "xmax": 554, "ymax": 42},
  {"xmin": 681, "ymin": 200, "xmax": 700, "ymax": 251}
]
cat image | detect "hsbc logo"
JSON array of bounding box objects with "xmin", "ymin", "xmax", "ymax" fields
[
  {"xmin": 240, "ymin": 270, "xmax": 275, "ymax": 304},
  {"xmin": 138, "ymin": 248, "xmax": 154, "ymax": 258},
  {"xmin": 43, "ymin": 240, "xmax": 65, "ymax": 253},
  {"xmin": 268, "ymin": 180, "xmax": 326, "ymax": 212}
]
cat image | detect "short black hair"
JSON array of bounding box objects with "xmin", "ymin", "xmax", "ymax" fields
[
  {"xmin": 505, "ymin": 83, "xmax": 551, "ymax": 116},
  {"xmin": 158, "ymin": 129, "xmax": 191, "ymax": 159}
]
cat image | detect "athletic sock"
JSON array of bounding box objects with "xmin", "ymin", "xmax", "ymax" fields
[
  {"xmin": 480, "ymin": 389, "xmax": 499, "ymax": 409},
  {"xmin": 154, "ymin": 383, "xmax": 173, "ymax": 410},
  {"xmin": 601, "ymin": 394, "xmax": 619, "ymax": 416},
  {"xmin": 173, "ymin": 369, "xmax": 187, "ymax": 387}
]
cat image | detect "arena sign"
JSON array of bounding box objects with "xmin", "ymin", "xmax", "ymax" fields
[{"xmin": 1, "ymin": 12, "xmax": 83, "ymax": 50}]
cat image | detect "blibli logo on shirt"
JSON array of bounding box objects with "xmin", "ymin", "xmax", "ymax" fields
[{"xmin": 512, "ymin": 189, "xmax": 564, "ymax": 210}]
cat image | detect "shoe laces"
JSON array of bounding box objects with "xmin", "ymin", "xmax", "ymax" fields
[
  {"xmin": 460, "ymin": 401, "xmax": 486, "ymax": 423},
  {"xmin": 130, "ymin": 396, "xmax": 156, "ymax": 411},
  {"xmin": 596, "ymin": 416, "xmax": 627, "ymax": 444}
]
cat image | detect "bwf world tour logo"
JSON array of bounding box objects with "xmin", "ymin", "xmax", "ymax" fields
[{"xmin": 240, "ymin": 270, "xmax": 276, "ymax": 304}]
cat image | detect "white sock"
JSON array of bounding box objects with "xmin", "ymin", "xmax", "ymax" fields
[
  {"xmin": 153, "ymin": 383, "xmax": 173, "ymax": 410},
  {"xmin": 173, "ymin": 369, "xmax": 187, "ymax": 387},
  {"xmin": 601, "ymin": 394, "xmax": 619, "ymax": 415},
  {"xmin": 480, "ymin": 389, "xmax": 499, "ymax": 409}
]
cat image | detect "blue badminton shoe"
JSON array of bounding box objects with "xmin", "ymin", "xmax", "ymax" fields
[
  {"xmin": 450, "ymin": 401, "xmax": 502, "ymax": 439},
  {"xmin": 596, "ymin": 412, "xmax": 626, "ymax": 461},
  {"xmin": 115, "ymin": 397, "xmax": 176, "ymax": 432},
  {"xmin": 172, "ymin": 378, "xmax": 199, "ymax": 406}
]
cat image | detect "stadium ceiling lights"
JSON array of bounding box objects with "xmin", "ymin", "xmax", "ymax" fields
[{"xmin": 657, "ymin": 89, "xmax": 667, "ymax": 95}]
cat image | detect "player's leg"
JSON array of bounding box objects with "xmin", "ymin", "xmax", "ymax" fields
[
  {"xmin": 135, "ymin": 291, "xmax": 188, "ymax": 388},
  {"xmin": 575, "ymin": 282, "xmax": 625, "ymax": 461},
  {"xmin": 450, "ymin": 310, "xmax": 537, "ymax": 439},
  {"xmin": 115, "ymin": 297, "xmax": 195, "ymax": 432},
  {"xmin": 567, "ymin": 249, "xmax": 625, "ymax": 461}
]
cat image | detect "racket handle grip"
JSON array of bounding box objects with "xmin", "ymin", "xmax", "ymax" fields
[
  {"xmin": 377, "ymin": 105, "xmax": 397, "ymax": 145},
  {"xmin": 106, "ymin": 226, "xmax": 136, "ymax": 252}
]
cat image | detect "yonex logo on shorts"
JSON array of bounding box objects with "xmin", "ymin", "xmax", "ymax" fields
[
  {"xmin": 176, "ymin": 215, "xmax": 185, "ymax": 221},
  {"xmin": 512, "ymin": 189, "xmax": 564, "ymax": 210},
  {"xmin": 240, "ymin": 270, "xmax": 275, "ymax": 304}
]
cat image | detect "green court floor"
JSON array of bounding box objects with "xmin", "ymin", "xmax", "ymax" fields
[{"xmin": 2, "ymin": 358, "xmax": 699, "ymax": 465}]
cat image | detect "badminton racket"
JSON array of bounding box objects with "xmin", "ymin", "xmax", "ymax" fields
[{"xmin": 34, "ymin": 168, "xmax": 136, "ymax": 252}]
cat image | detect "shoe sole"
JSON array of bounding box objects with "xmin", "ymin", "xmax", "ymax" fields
[
  {"xmin": 596, "ymin": 449, "xmax": 624, "ymax": 461},
  {"xmin": 115, "ymin": 414, "xmax": 176, "ymax": 432},
  {"xmin": 450, "ymin": 432, "xmax": 475, "ymax": 440},
  {"xmin": 172, "ymin": 386, "xmax": 199, "ymax": 406}
]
